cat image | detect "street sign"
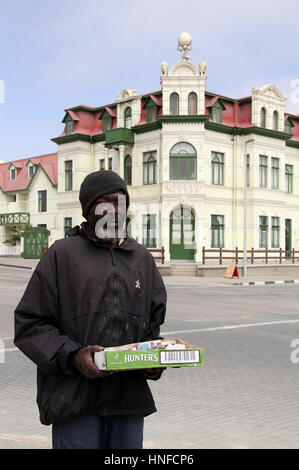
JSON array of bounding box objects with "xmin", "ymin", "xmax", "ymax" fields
[{"xmin": 224, "ymin": 264, "xmax": 239, "ymax": 279}]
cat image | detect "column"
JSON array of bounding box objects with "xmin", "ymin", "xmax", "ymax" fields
[{"xmin": 119, "ymin": 145, "xmax": 125, "ymax": 180}]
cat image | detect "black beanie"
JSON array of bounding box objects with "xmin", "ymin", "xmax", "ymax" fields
[{"xmin": 79, "ymin": 170, "xmax": 130, "ymax": 220}]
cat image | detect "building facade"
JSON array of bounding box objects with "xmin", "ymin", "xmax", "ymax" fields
[{"xmin": 1, "ymin": 36, "xmax": 299, "ymax": 262}]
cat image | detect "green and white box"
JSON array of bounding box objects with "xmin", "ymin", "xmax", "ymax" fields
[{"xmin": 94, "ymin": 338, "xmax": 204, "ymax": 371}]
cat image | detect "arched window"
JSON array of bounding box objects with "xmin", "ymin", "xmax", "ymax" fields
[
  {"xmin": 260, "ymin": 107, "xmax": 266, "ymax": 128},
  {"xmin": 170, "ymin": 92, "xmax": 179, "ymax": 115},
  {"xmin": 143, "ymin": 151, "xmax": 157, "ymax": 184},
  {"xmin": 124, "ymin": 107, "xmax": 132, "ymax": 129},
  {"xmin": 188, "ymin": 92, "xmax": 197, "ymax": 115},
  {"xmin": 170, "ymin": 142, "xmax": 197, "ymax": 180},
  {"xmin": 124, "ymin": 155, "xmax": 132, "ymax": 185},
  {"xmin": 273, "ymin": 110, "xmax": 279, "ymax": 131}
]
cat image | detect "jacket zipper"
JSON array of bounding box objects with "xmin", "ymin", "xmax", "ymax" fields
[{"xmin": 110, "ymin": 249, "xmax": 117, "ymax": 345}]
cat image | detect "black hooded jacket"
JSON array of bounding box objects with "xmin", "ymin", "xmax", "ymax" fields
[{"xmin": 14, "ymin": 224, "xmax": 167, "ymax": 425}]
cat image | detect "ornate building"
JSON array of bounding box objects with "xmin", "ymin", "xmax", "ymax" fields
[{"xmin": 1, "ymin": 33, "xmax": 299, "ymax": 262}]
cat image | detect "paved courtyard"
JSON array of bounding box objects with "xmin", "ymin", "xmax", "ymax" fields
[{"xmin": 0, "ymin": 265, "xmax": 299, "ymax": 448}]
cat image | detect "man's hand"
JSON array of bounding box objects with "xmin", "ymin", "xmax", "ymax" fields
[{"xmin": 71, "ymin": 345, "xmax": 115, "ymax": 379}]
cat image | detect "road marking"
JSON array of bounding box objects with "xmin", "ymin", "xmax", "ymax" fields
[
  {"xmin": 162, "ymin": 319, "xmax": 299, "ymax": 335},
  {"xmin": 0, "ymin": 347, "xmax": 19, "ymax": 353},
  {"xmin": 0, "ymin": 277, "xmax": 15, "ymax": 281}
]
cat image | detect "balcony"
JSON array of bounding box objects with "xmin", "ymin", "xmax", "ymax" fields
[
  {"xmin": 0, "ymin": 213, "xmax": 30, "ymax": 226},
  {"xmin": 105, "ymin": 127, "xmax": 134, "ymax": 148}
]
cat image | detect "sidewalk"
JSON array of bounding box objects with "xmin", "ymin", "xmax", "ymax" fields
[{"xmin": 0, "ymin": 256, "xmax": 299, "ymax": 287}]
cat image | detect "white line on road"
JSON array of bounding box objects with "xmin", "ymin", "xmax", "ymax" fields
[{"xmin": 162, "ymin": 319, "xmax": 299, "ymax": 335}]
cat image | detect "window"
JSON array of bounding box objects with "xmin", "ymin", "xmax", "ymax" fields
[
  {"xmin": 271, "ymin": 158, "xmax": 279, "ymax": 189},
  {"xmin": 28, "ymin": 164, "xmax": 34, "ymax": 177},
  {"xmin": 211, "ymin": 215, "xmax": 224, "ymax": 248},
  {"xmin": 102, "ymin": 111, "xmax": 111, "ymax": 132},
  {"xmin": 259, "ymin": 216, "xmax": 268, "ymax": 248},
  {"xmin": 211, "ymin": 152, "xmax": 224, "ymax": 185},
  {"xmin": 65, "ymin": 117, "xmax": 74, "ymax": 135},
  {"xmin": 124, "ymin": 155, "xmax": 132, "ymax": 185},
  {"xmin": 124, "ymin": 107, "xmax": 132, "ymax": 128},
  {"xmin": 284, "ymin": 119, "xmax": 292, "ymax": 134},
  {"xmin": 285, "ymin": 165, "xmax": 293, "ymax": 193},
  {"xmin": 246, "ymin": 154, "xmax": 250, "ymax": 187},
  {"xmin": 146, "ymin": 104, "xmax": 156, "ymax": 122},
  {"xmin": 99, "ymin": 159, "xmax": 105, "ymax": 171},
  {"xmin": 38, "ymin": 190, "xmax": 47, "ymax": 213},
  {"xmin": 188, "ymin": 92, "xmax": 197, "ymax": 115},
  {"xmin": 64, "ymin": 217, "xmax": 72, "ymax": 236},
  {"xmin": 143, "ymin": 151, "xmax": 157, "ymax": 184},
  {"xmin": 259, "ymin": 155, "xmax": 268, "ymax": 188},
  {"xmin": 108, "ymin": 157, "xmax": 113, "ymax": 170},
  {"xmin": 65, "ymin": 160, "xmax": 73, "ymax": 191},
  {"xmin": 10, "ymin": 168, "xmax": 16, "ymax": 180},
  {"xmin": 126, "ymin": 217, "xmax": 132, "ymax": 237},
  {"xmin": 170, "ymin": 93, "xmax": 179, "ymax": 115},
  {"xmin": 260, "ymin": 107, "xmax": 266, "ymax": 128},
  {"xmin": 212, "ymin": 101, "xmax": 223, "ymax": 123},
  {"xmin": 273, "ymin": 111, "xmax": 279, "ymax": 131},
  {"xmin": 142, "ymin": 214, "xmax": 156, "ymax": 247},
  {"xmin": 37, "ymin": 224, "xmax": 47, "ymax": 229},
  {"xmin": 271, "ymin": 217, "xmax": 280, "ymax": 248},
  {"xmin": 170, "ymin": 142, "xmax": 197, "ymax": 180}
]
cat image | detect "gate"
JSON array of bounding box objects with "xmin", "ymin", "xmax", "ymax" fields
[{"xmin": 21, "ymin": 227, "xmax": 50, "ymax": 259}]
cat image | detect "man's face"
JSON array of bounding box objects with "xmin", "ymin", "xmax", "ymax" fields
[{"xmin": 87, "ymin": 191, "xmax": 127, "ymax": 240}]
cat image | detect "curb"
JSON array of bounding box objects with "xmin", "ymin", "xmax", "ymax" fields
[
  {"xmin": 237, "ymin": 279, "xmax": 299, "ymax": 286},
  {"xmin": 0, "ymin": 263, "xmax": 33, "ymax": 270}
]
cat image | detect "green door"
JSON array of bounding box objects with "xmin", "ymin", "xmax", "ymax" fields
[{"xmin": 169, "ymin": 206, "xmax": 195, "ymax": 260}]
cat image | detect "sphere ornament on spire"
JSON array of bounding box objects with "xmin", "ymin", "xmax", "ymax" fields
[{"xmin": 177, "ymin": 32, "xmax": 192, "ymax": 61}]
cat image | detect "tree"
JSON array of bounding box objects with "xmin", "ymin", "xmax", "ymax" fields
[{"xmin": 3, "ymin": 225, "xmax": 33, "ymax": 246}]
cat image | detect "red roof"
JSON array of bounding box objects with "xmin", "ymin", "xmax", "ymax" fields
[{"xmin": 0, "ymin": 153, "xmax": 58, "ymax": 192}]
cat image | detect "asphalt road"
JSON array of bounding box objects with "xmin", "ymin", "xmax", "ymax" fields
[{"xmin": 0, "ymin": 266, "xmax": 299, "ymax": 449}]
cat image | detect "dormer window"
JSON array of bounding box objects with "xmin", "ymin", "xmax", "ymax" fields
[
  {"xmin": 260, "ymin": 107, "xmax": 266, "ymax": 128},
  {"xmin": 65, "ymin": 116, "xmax": 74, "ymax": 135},
  {"xmin": 170, "ymin": 92, "xmax": 179, "ymax": 115},
  {"xmin": 284, "ymin": 117, "xmax": 293, "ymax": 134},
  {"xmin": 101, "ymin": 110, "xmax": 112, "ymax": 132},
  {"xmin": 146, "ymin": 104, "xmax": 156, "ymax": 123},
  {"xmin": 212, "ymin": 101, "xmax": 223, "ymax": 123},
  {"xmin": 28, "ymin": 163, "xmax": 34, "ymax": 177},
  {"xmin": 10, "ymin": 167, "xmax": 16, "ymax": 180}
]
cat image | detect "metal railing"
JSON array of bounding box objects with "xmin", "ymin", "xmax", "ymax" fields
[{"xmin": 202, "ymin": 246, "xmax": 299, "ymax": 265}]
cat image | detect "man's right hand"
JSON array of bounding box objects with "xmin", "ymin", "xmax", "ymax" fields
[{"xmin": 70, "ymin": 345, "xmax": 115, "ymax": 379}]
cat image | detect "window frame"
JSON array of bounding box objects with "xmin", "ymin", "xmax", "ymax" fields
[
  {"xmin": 64, "ymin": 160, "xmax": 73, "ymax": 191},
  {"xmin": 271, "ymin": 157, "xmax": 279, "ymax": 190},
  {"xmin": 188, "ymin": 92, "xmax": 197, "ymax": 115},
  {"xmin": 170, "ymin": 92, "xmax": 179, "ymax": 115},
  {"xmin": 285, "ymin": 164, "xmax": 293, "ymax": 193},
  {"xmin": 10, "ymin": 167, "xmax": 16, "ymax": 180},
  {"xmin": 211, "ymin": 214, "xmax": 225, "ymax": 248},
  {"xmin": 142, "ymin": 214, "xmax": 157, "ymax": 248},
  {"xmin": 271, "ymin": 216, "xmax": 280, "ymax": 248},
  {"xmin": 65, "ymin": 116, "xmax": 74, "ymax": 135},
  {"xmin": 211, "ymin": 152, "xmax": 224, "ymax": 185},
  {"xmin": 124, "ymin": 155, "xmax": 132, "ymax": 185},
  {"xmin": 64, "ymin": 217, "xmax": 73, "ymax": 236},
  {"xmin": 259, "ymin": 215, "xmax": 268, "ymax": 248},
  {"xmin": 273, "ymin": 110, "xmax": 279, "ymax": 131},
  {"xmin": 124, "ymin": 106, "xmax": 132, "ymax": 129},
  {"xmin": 259, "ymin": 155, "xmax": 268, "ymax": 188},
  {"xmin": 143, "ymin": 151, "xmax": 157, "ymax": 185},
  {"xmin": 146, "ymin": 103, "xmax": 156, "ymax": 123},
  {"xmin": 169, "ymin": 142, "xmax": 197, "ymax": 180},
  {"xmin": 260, "ymin": 107, "xmax": 266, "ymax": 128},
  {"xmin": 212, "ymin": 101, "xmax": 223, "ymax": 123},
  {"xmin": 38, "ymin": 190, "xmax": 47, "ymax": 213}
]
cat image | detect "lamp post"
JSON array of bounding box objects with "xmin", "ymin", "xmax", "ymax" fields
[{"xmin": 243, "ymin": 138, "xmax": 255, "ymax": 277}]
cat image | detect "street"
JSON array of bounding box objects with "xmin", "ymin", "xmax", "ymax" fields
[{"xmin": 0, "ymin": 266, "xmax": 299, "ymax": 448}]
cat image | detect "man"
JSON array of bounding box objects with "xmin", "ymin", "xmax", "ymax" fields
[{"xmin": 14, "ymin": 170, "xmax": 167, "ymax": 449}]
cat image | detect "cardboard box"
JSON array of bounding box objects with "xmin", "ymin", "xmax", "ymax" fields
[{"xmin": 94, "ymin": 338, "xmax": 204, "ymax": 371}]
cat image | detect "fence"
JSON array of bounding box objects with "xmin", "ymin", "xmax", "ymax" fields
[
  {"xmin": 0, "ymin": 245, "xmax": 21, "ymax": 256},
  {"xmin": 202, "ymin": 246, "xmax": 299, "ymax": 265},
  {"xmin": 149, "ymin": 246, "xmax": 165, "ymax": 264}
]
